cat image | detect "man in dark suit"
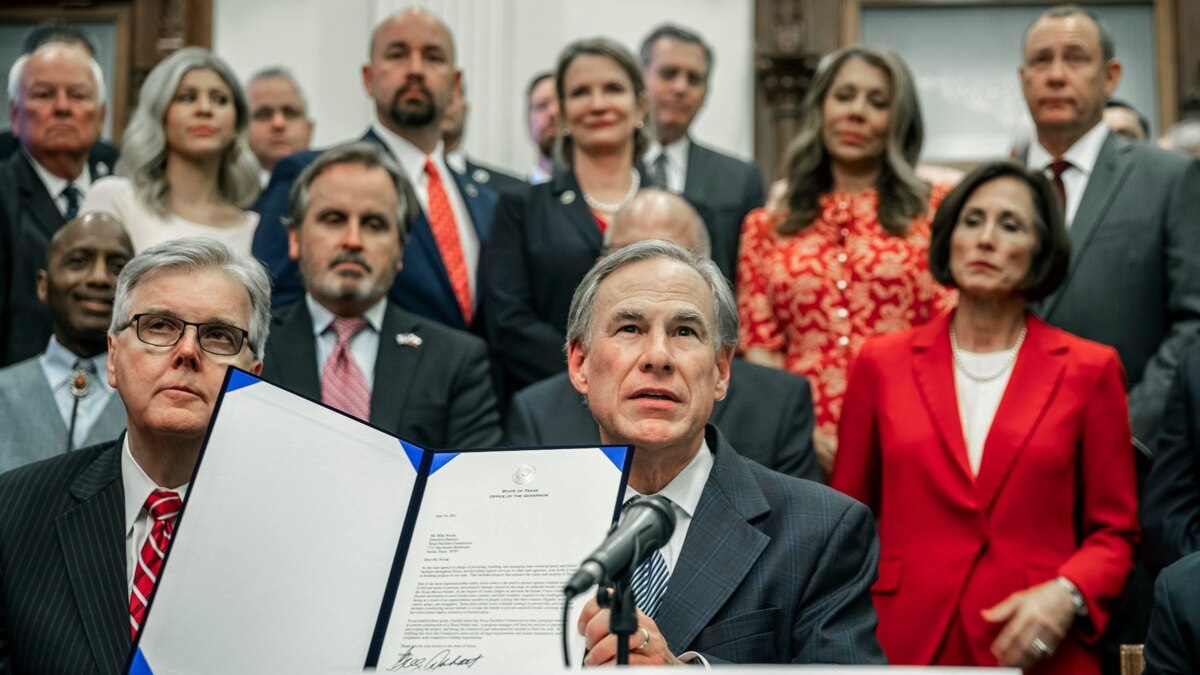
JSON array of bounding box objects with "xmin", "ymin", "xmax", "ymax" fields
[
  {"xmin": 638, "ymin": 24, "xmax": 764, "ymax": 284},
  {"xmin": 506, "ymin": 189, "xmax": 818, "ymax": 481},
  {"xmin": 260, "ymin": 143, "xmax": 500, "ymax": 449},
  {"xmin": 1, "ymin": 42, "xmax": 118, "ymax": 367},
  {"xmin": 1143, "ymin": 339, "xmax": 1200, "ymax": 571},
  {"xmin": 1142, "ymin": 551, "xmax": 1200, "ymax": 674},
  {"xmin": 442, "ymin": 78, "xmax": 526, "ymax": 196},
  {"xmin": 0, "ymin": 237, "xmax": 269, "ymax": 674},
  {"xmin": 252, "ymin": 7, "xmax": 498, "ymax": 336},
  {"xmin": 524, "ymin": 72, "xmax": 558, "ymax": 185},
  {"xmin": 567, "ymin": 240, "xmax": 882, "ymax": 665}
]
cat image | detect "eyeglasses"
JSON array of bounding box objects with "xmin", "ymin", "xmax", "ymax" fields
[{"xmin": 128, "ymin": 313, "xmax": 250, "ymax": 356}]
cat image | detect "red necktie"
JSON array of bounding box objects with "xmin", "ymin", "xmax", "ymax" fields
[
  {"xmin": 423, "ymin": 157, "xmax": 473, "ymax": 324},
  {"xmin": 321, "ymin": 316, "xmax": 371, "ymax": 421},
  {"xmin": 129, "ymin": 489, "xmax": 182, "ymax": 639},
  {"xmin": 1048, "ymin": 158, "xmax": 1071, "ymax": 207}
]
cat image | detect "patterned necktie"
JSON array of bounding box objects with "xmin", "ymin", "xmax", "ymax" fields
[
  {"xmin": 625, "ymin": 497, "xmax": 672, "ymax": 619},
  {"xmin": 129, "ymin": 489, "xmax": 182, "ymax": 639},
  {"xmin": 653, "ymin": 153, "xmax": 669, "ymax": 191},
  {"xmin": 65, "ymin": 358, "xmax": 97, "ymax": 452},
  {"xmin": 1047, "ymin": 158, "xmax": 1071, "ymax": 208},
  {"xmin": 423, "ymin": 157, "xmax": 473, "ymax": 325},
  {"xmin": 61, "ymin": 183, "xmax": 80, "ymax": 219},
  {"xmin": 321, "ymin": 316, "xmax": 371, "ymax": 421}
]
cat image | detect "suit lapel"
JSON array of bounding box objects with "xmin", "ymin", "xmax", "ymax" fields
[
  {"xmin": 1041, "ymin": 133, "xmax": 1133, "ymax": 317},
  {"xmin": 655, "ymin": 428, "xmax": 770, "ymax": 651},
  {"xmin": 268, "ymin": 302, "xmax": 322, "ymax": 400},
  {"xmin": 910, "ymin": 315, "xmax": 975, "ymax": 483},
  {"xmin": 681, "ymin": 140, "xmax": 711, "ymax": 203},
  {"xmin": 55, "ymin": 441, "xmax": 131, "ymax": 671},
  {"xmin": 974, "ymin": 318, "xmax": 1067, "ymax": 511},
  {"xmin": 13, "ymin": 153, "xmax": 66, "ymax": 238},
  {"xmin": 551, "ymin": 169, "xmax": 604, "ymax": 254},
  {"xmin": 369, "ymin": 304, "xmax": 424, "ymax": 431}
]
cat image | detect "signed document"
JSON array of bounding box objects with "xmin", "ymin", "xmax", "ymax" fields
[
  {"xmin": 368, "ymin": 447, "xmax": 629, "ymax": 671},
  {"xmin": 129, "ymin": 369, "xmax": 629, "ymax": 675}
]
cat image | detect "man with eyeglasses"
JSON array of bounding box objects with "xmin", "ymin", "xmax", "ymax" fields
[{"xmin": 0, "ymin": 237, "xmax": 269, "ymax": 674}]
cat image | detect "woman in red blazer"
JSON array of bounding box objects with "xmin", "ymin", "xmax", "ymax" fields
[{"xmin": 832, "ymin": 162, "xmax": 1138, "ymax": 673}]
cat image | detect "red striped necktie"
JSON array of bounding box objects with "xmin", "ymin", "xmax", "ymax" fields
[{"xmin": 129, "ymin": 489, "xmax": 182, "ymax": 639}]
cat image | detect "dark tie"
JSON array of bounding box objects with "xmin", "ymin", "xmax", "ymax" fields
[
  {"xmin": 61, "ymin": 184, "xmax": 80, "ymax": 219},
  {"xmin": 653, "ymin": 154, "xmax": 669, "ymax": 191},
  {"xmin": 65, "ymin": 358, "xmax": 96, "ymax": 452},
  {"xmin": 1047, "ymin": 158, "xmax": 1071, "ymax": 208}
]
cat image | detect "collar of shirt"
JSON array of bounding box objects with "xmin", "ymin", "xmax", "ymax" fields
[
  {"xmin": 24, "ymin": 149, "xmax": 93, "ymax": 213},
  {"xmin": 1028, "ymin": 120, "xmax": 1109, "ymax": 177},
  {"xmin": 529, "ymin": 164, "xmax": 552, "ymax": 185},
  {"xmin": 259, "ymin": 168, "xmax": 271, "ymax": 189},
  {"xmin": 623, "ymin": 437, "xmax": 713, "ymax": 573},
  {"xmin": 39, "ymin": 336, "xmax": 112, "ymax": 394},
  {"xmin": 122, "ymin": 434, "xmax": 190, "ymax": 539},
  {"xmin": 445, "ymin": 149, "xmax": 467, "ymax": 175},
  {"xmin": 644, "ymin": 136, "xmax": 691, "ymax": 193},
  {"xmin": 370, "ymin": 119, "xmax": 446, "ymax": 201},
  {"xmin": 306, "ymin": 294, "xmax": 386, "ymax": 390},
  {"xmin": 305, "ymin": 294, "xmax": 387, "ymax": 337}
]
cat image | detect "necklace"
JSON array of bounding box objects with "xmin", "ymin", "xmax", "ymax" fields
[
  {"xmin": 950, "ymin": 322, "xmax": 1027, "ymax": 382},
  {"xmin": 582, "ymin": 169, "xmax": 640, "ymax": 214}
]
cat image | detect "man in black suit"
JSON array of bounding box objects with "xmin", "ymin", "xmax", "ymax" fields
[
  {"xmin": 0, "ymin": 237, "xmax": 269, "ymax": 674},
  {"xmin": 1143, "ymin": 338, "xmax": 1200, "ymax": 570},
  {"xmin": 638, "ymin": 24, "xmax": 764, "ymax": 284},
  {"xmin": 506, "ymin": 189, "xmax": 818, "ymax": 481},
  {"xmin": 1, "ymin": 41, "xmax": 118, "ymax": 367},
  {"xmin": 1142, "ymin": 551, "xmax": 1200, "ymax": 674},
  {"xmin": 442, "ymin": 78, "xmax": 525, "ymax": 195},
  {"xmin": 260, "ymin": 143, "xmax": 500, "ymax": 449}
]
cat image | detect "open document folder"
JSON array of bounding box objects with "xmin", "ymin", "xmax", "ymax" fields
[{"xmin": 129, "ymin": 367, "xmax": 630, "ymax": 674}]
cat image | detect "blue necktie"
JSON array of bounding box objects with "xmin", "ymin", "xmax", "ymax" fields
[{"xmin": 62, "ymin": 184, "xmax": 80, "ymax": 219}]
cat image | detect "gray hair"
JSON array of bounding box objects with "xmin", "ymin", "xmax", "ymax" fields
[
  {"xmin": 116, "ymin": 47, "xmax": 260, "ymax": 217},
  {"xmin": 7, "ymin": 48, "xmax": 107, "ymax": 105},
  {"xmin": 1024, "ymin": 5, "xmax": 1115, "ymax": 63},
  {"xmin": 565, "ymin": 240, "xmax": 737, "ymax": 352},
  {"xmin": 110, "ymin": 237, "xmax": 272, "ymax": 357},
  {"xmin": 285, "ymin": 142, "xmax": 418, "ymax": 248},
  {"xmin": 246, "ymin": 65, "xmax": 310, "ymax": 113}
]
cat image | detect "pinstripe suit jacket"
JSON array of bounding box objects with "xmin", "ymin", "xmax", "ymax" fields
[
  {"xmin": 0, "ymin": 439, "xmax": 129, "ymax": 674},
  {"xmin": 655, "ymin": 426, "xmax": 885, "ymax": 664},
  {"xmin": 0, "ymin": 357, "xmax": 126, "ymax": 475}
]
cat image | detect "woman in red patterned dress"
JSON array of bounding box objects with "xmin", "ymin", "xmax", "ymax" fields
[{"xmin": 737, "ymin": 46, "xmax": 953, "ymax": 477}]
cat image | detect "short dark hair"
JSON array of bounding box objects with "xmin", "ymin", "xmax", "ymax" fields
[
  {"xmin": 928, "ymin": 161, "xmax": 1070, "ymax": 302},
  {"xmin": 21, "ymin": 22, "xmax": 98, "ymax": 56},
  {"xmin": 1106, "ymin": 97, "xmax": 1151, "ymax": 138},
  {"xmin": 526, "ymin": 70, "xmax": 553, "ymax": 114},
  {"xmin": 1023, "ymin": 5, "xmax": 1115, "ymax": 63},
  {"xmin": 638, "ymin": 24, "xmax": 713, "ymax": 80}
]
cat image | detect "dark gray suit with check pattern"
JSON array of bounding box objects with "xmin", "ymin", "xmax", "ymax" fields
[
  {"xmin": 656, "ymin": 425, "xmax": 884, "ymax": 664},
  {"xmin": 0, "ymin": 438, "xmax": 129, "ymax": 674}
]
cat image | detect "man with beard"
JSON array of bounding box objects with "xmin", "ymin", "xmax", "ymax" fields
[
  {"xmin": 525, "ymin": 71, "xmax": 558, "ymax": 185},
  {"xmin": 0, "ymin": 212, "xmax": 132, "ymax": 473},
  {"xmin": 260, "ymin": 143, "xmax": 501, "ymax": 449},
  {"xmin": 253, "ymin": 7, "xmax": 497, "ymax": 336}
]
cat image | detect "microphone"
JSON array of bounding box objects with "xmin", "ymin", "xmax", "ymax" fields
[{"xmin": 563, "ymin": 495, "xmax": 676, "ymax": 598}]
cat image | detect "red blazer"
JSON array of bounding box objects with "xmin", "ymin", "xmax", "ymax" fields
[{"xmin": 832, "ymin": 312, "xmax": 1137, "ymax": 672}]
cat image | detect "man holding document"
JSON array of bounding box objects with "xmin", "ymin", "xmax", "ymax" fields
[
  {"xmin": 0, "ymin": 237, "xmax": 269, "ymax": 674},
  {"xmin": 567, "ymin": 239, "xmax": 885, "ymax": 665}
]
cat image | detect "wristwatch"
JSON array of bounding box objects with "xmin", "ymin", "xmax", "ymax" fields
[{"xmin": 1056, "ymin": 576, "xmax": 1088, "ymax": 617}]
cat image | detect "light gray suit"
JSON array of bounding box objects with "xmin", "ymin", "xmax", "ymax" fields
[
  {"xmin": 0, "ymin": 357, "xmax": 126, "ymax": 474},
  {"xmin": 1036, "ymin": 131, "xmax": 1200, "ymax": 451}
]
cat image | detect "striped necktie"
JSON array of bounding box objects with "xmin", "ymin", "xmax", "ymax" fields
[
  {"xmin": 321, "ymin": 316, "xmax": 371, "ymax": 421},
  {"xmin": 62, "ymin": 183, "xmax": 80, "ymax": 219},
  {"xmin": 129, "ymin": 489, "xmax": 182, "ymax": 638},
  {"xmin": 626, "ymin": 497, "xmax": 672, "ymax": 618}
]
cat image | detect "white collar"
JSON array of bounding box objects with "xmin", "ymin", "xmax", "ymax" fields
[
  {"xmin": 370, "ymin": 119, "xmax": 446, "ymax": 185},
  {"xmin": 304, "ymin": 294, "xmax": 387, "ymax": 337},
  {"xmin": 24, "ymin": 150, "xmax": 92, "ymax": 198},
  {"xmin": 624, "ymin": 437, "xmax": 713, "ymax": 519},
  {"xmin": 122, "ymin": 434, "xmax": 190, "ymax": 536},
  {"xmin": 646, "ymin": 136, "xmax": 690, "ymax": 167},
  {"xmin": 1029, "ymin": 121, "xmax": 1110, "ymax": 175}
]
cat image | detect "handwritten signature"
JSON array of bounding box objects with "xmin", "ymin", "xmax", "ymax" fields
[{"xmin": 387, "ymin": 647, "xmax": 484, "ymax": 671}]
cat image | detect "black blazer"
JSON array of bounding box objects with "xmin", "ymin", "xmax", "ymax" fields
[
  {"xmin": 463, "ymin": 158, "xmax": 527, "ymax": 196},
  {"xmin": 260, "ymin": 299, "xmax": 502, "ymax": 449},
  {"xmin": 0, "ymin": 148, "xmax": 119, "ymax": 366},
  {"xmin": 0, "ymin": 438, "xmax": 130, "ymax": 674},
  {"xmin": 681, "ymin": 140, "xmax": 764, "ymax": 285},
  {"xmin": 1143, "ymin": 551, "xmax": 1200, "ymax": 674},
  {"xmin": 504, "ymin": 358, "xmax": 819, "ymax": 481}
]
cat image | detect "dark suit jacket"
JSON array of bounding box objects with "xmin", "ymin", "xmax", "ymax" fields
[
  {"xmin": 1143, "ymin": 338, "xmax": 1200, "ymax": 570},
  {"xmin": 0, "ymin": 438, "xmax": 130, "ymax": 674},
  {"xmin": 463, "ymin": 158, "xmax": 526, "ymax": 196},
  {"xmin": 260, "ymin": 299, "xmax": 501, "ymax": 449},
  {"xmin": 251, "ymin": 130, "xmax": 498, "ymax": 334},
  {"xmin": 1035, "ymin": 131, "xmax": 1200, "ymax": 452},
  {"xmin": 1143, "ymin": 551, "xmax": 1200, "ymax": 675},
  {"xmin": 0, "ymin": 148, "xmax": 119, "ymax": 366},
  {"xmin": 504, "ymin": 359, "xmax": 818, "ymax": 481},
  {"xmin": 682, "ymin": 140, "xmax": 764, "ymax": 284},
  {"xmin": 834, "ymin": 313, "xmax": 1138, "ymax": 669},
  {"xmin": 656, "ymin": 425, "xmax": 883, "ymax": 663}
]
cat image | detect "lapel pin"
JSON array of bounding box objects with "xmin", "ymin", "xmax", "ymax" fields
[
  {"xmin": 472, "ymin": 168, "xmax": 490, "ymax": 184},
  {"xmin": 395, "ymin": 333, "xmax": 423, "ymax": 348},
  {"xmin": 465, "ymin": 184, "xmax": 479, "ymax": 198},
  {"xmin": 561, "ymin": 190, "xmax": 576, "ymax": 205},
  {"xmin": 96, "ymin": 162, "xmax": 110, "ymax": 178}
]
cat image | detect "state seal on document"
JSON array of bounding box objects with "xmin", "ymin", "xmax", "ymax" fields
[{"xmin": 512, "ymin": 464, "xmax": 536, "ymax": 485}]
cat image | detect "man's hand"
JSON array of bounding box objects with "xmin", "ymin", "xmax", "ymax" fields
[
  {"xmin": 981, "ymin": 579, "xmax": 1077, "ymax": 668},
  {"xmin": 577, "ymin": 595, "xmax": 682, "ymax": 666}
]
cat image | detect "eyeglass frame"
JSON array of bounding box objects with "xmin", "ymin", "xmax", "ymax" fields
[{"xmin": 123, "ymin": 312, "xmax": 251, "ymax": 356}]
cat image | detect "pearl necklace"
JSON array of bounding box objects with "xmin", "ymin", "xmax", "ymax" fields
[
  {"xmin": 950, "ymin": 323, "xmax": 1027, "ymax": 382},
  {"xmin": 582, "ymin": 170, "xmax": 640, "ymax": 214}
]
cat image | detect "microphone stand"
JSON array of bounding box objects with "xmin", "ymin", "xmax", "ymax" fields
[{"xmin": 598, "ymin": 566, "xmax": 638, "ymax": 665}]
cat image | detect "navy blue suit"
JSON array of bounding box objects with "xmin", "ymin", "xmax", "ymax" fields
[{"xmin": 251, "ymin": 130, "xmax": 498, "ymax": 333}]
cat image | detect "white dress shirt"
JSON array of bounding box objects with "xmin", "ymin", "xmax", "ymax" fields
[
  {"xmin": 643, "ymin": 137, "xmax": 691, "ymax": 194},
  {"xmin": 306, "ymin": 294, "xmax": 387, "ymax": 391},
  {"xmin": 369, "ymin": 121, "xmax": 480, "ymax": 295},
  {"xmin": 1027, "ymin": 121, "xmax": 1110, "ymax": 228},
  {"xmin": 122, "ymin": 436, "xmax": 190, "ymax": 588},
  {"xmin": 38, "ymin": 337, "xmax": 116, "ymax": 449},
  {"xmin": 26, "ymin": 151, "xmax": 93, "ymax": 217}
]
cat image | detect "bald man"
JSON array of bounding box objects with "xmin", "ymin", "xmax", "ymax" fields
[
  {"xmin": 0, "ymin": 212, "xmax": 132, "ymax": 472},
  {"xmin": 505, "ymin": 189, "xmax": 819, "ymax": 481}
]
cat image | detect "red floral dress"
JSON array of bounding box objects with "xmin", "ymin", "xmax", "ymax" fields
[{"xmin": 737, "ymin": 186, "xmax": 954, "ymax": 439}]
